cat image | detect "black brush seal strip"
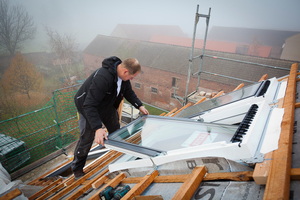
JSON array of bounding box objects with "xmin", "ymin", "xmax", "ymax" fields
[
  {"xmin": 257, "ymin": 80, "xmax": 270, "ymax": 97},
  {"xmin": 230, "ymin": 104, "xmax": 259, "ymax": 144}
]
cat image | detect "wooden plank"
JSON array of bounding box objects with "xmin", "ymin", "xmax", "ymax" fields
[
  {"xmin": 295, "ymin": 102, "xmax": 300, "ymax": 108},
  {"xmin": 296, "ymin": 78, "xmax": 300, "ymax": 82},
  {"xmin": 212, "ymin": 91, "xmax": 224, "ymax": 98},
  {"xmin": 253, "ymin": 152, "xmax": 273, "ymax": 185},
  {"xmin": 258, "ymin": 74, "xmax": 268, "ymax": 82},
  {"xmin": 89, "ymin": 172, "xmax": 126, "ymax": 200},
  {"xmin": 27, "ymin": 159, "xmax": 72, "ymax": 185},
  {"xmin": 65, "ymin": 169, "xmax": 109, "ymax": 200},
  {"xmin": 63, "ymin": 150, "xmax": 117, "ymax": 186},
  {"xmin": 164, "ymin": 108, "xmax": 178, "ymax": 116},
  {"xmin": 120, "ymin": 171, "xmax": 253, "ymax": 184},
  {"xmin": 233, "ymin": 83, "xmax": 244, "ymax": 91},
  {"xmin": 0, "ymin": 188, "xmax": 22, "ymax": 200},
  {"xmin": 172, "ymin": 103, "xmax": 192, "ymax": 117},
  {"xmin": 92, "ymin": 175, "xmax": 109, "ymax": 189},
  {"xmin": 48, "ymin": 152, "xmax": 122, "ymax": 200},
  {"xmin": 35, "ymin": 184, "xmax": 65, "ymax": 200},
  {"xmin": 122, "ymin": 170, "xmax": 159, "ymax": 199},
  {"xmin": 263, "ymin": 63, "xmax": 298, "ymax": 200},
  {"xmin": 291, "ymin": 168, "xmax": 300, "ymax": 180},
  {"xmin": 195, "ymin": 97, "xmax": 206, "ymax": 105},
  {"xmin": 29, "ymin": 177, "xmax": 63, "ymax": 200},
  {"xmin": 171, "ymin": 166, "xmax": 207, "ymax": 200}
]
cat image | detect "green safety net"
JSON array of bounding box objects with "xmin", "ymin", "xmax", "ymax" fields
[{"xmin": 0, "ymin": 86, "xmax": 80, "ymax": 174}]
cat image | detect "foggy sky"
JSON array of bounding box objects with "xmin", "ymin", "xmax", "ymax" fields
[{"xmin": 11, "ymin": 0, "xmax": 300, "ymax": 52}]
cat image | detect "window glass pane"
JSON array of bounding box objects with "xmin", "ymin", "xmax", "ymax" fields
[
  {"xmin": 175, "ymin": 81, "xmax": 263, "ymax": 118},
  {"xmin": 108, "ymin": 115, "xmax": 238, "ymax": 152}
]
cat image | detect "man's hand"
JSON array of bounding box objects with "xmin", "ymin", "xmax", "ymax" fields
[
  {"xmin": 95, "ymin": 128, "xmax": 108, "ymax": 146},
  {"xmin": 139, "ymin": 106, "xmax": 149, "ymax": 115}
]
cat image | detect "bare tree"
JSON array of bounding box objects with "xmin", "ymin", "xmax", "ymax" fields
[
  {"xmin": 44, "ymin": 26, "xmax": 79, "ymax": 86},
  {"xmin": 0, "ymin": 0, "xmax": 36, "ymax": 56}
]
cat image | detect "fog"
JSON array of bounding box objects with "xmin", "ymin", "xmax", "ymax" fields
[{"xmin": 11, "ymin": 0, "xmax": 300, "ymax": 52}]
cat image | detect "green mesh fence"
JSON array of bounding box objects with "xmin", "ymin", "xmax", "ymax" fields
[{"xmin": 0, "ymin": 85, "xmax": 81, "ymax": 174}]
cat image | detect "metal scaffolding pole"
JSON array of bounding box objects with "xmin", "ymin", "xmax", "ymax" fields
[{"xmin": 181, "ymin": 5, "xmax": 211, "ymax": 106}]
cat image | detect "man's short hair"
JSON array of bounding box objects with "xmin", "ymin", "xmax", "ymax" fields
[{"xmin": 122, "ymin": 58, "xmax": 141, "ymax": 75}]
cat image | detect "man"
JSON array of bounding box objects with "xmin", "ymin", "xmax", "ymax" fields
[{"xmin": 72, "ymin": 56, "xmax": 149, "ymax": 179}]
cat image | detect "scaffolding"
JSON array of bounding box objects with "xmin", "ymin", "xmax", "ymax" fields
[{"xmin": 174, "ymin": 5, "xmax": 291, "ymax": 106}]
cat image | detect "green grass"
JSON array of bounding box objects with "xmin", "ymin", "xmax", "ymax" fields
[{"xmin": 124, "ymin": 99, "xmax": 165, "ymax": 115}]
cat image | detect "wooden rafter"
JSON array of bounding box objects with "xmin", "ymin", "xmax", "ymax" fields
[
  {"xmin": 164, "ymin": 108, "xmax": 178, "ymax": 116},
  {"xmin": 172, "ymin": 103, "xmax": 192, "ymax": 116},
  {"xmin": 213, "ymin": 91, "xmax": 224, "ymax": 98},
  {"xmin": 258, "ymin": 74, "xmax": 268, "ymax": 82},
  {"xmin": 233, "ymin": 83, "xmax": 244, "ymax": 91},
  {"xmin": 195, "ymin": 97, "xmax": 206, "ymax": 105},
  {"xmin": 263, "ymin": 63, "xmax": 298, "ymax": 200}
]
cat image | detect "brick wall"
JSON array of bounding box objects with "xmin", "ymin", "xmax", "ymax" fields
[{"xmin": 83, "ymin": 53, "xmax": 235, "ymax": 111}]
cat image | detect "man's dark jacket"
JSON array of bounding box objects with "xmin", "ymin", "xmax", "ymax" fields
[{"xmin": 74, "ymin": 56, "xmax": 142, "ymax": 131}]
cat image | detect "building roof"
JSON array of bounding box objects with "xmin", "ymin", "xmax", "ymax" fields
[
  {"xmin": 110, "ymin": 24, "xmax": 187, "ymax": 41},
  {"xmin": 208, "ymin": 26, "xmax": 300, "ymax": 47},
  {"xmin": 280, "ymin": 33, "xmax": 300, "ymax": 61},
  {"xmin": 11, "ymin": 63, "xmax": 300, "ymax": 200},
  {"xmin": 84, "ymin": 34, "xmax": 294, "ymax": 87}
]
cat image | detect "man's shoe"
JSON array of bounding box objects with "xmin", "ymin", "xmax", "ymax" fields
[{"xmin": 73, "ymin": 170, "xmax": 85, "ymax": 180}]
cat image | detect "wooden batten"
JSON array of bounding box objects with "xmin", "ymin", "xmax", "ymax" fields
[
  {"xmin": 0, "ymin": 188, "xmax": 22, "ymax": 200},
  {"xmin": 171, "ymin": 166, "xmax": 207, "ymax": 200},
  {"xmin": 122, "ymin": 170, "xmax": 159, "ymax": 199},
  {"xmin": 89, "ymin": 173, "xmax": 126, "ymax": 200}
]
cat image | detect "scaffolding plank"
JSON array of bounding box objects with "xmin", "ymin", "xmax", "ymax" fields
[
  {"xmin": 89, "ymin": 172, "xmax": 126, "ymax": 200},
  {"xmin": 122, "ymin": 170, "xmax": 159, "ymax": 199},
  {"xmin": 263, "ymin": 63, "xmax": 298, "ymax": 200},
  {"xmin": 171, "ymin": 166, "xmax": 207, "ymax": 200},
  {"xmin": 0, "ymin": 188, "xmax": 22, "ymax": 200}
]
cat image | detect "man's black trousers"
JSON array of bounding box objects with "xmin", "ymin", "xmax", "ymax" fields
[{"xmin": 71, "ymin": 107, "xmax": 120, "ymax": 172}]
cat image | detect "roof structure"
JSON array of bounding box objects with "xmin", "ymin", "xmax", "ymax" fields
[
  {"xmin": 280, "ymin": 33, "xmax": 300, "ymax": 62},
  {"xmin": 208, "ymin": 26, "xmax": 300, "ymax": 47},
  {"xmin": 84, "ymin": 34, "xmax": 294, "ymax": 87},
  {"xmin": 3, "ymin": 63, "xmax": 299, "ymax": 200},
  {"xmin": 110, "ymin": 24, "xmax": 187, "ymax": 41}
]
